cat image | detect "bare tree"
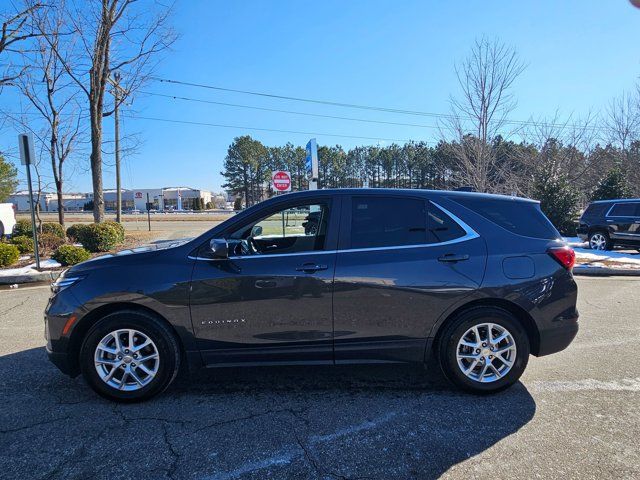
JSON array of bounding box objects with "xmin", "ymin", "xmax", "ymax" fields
[
  {"xmin": 443, "ymin": 37, "xmax": 526, "ymax": 192},
  {"xmin": 0, "ymin": 2, "xmax": 42, "ymax": 89},
  {"xmin": 605, "ymin": 88, "xmax": 640, "ymax": 153},
  {"xmin": 14, "ymin": 3, "xmax": 84, "ymax": 227},
  {"xmin": 42, "ymin": 0, "xmax": 176, "ymax": 222}
]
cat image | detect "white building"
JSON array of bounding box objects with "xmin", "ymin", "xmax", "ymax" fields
[
  {"xmin": 9, "ymin": 186, "xmax": 214, "ymax": 212},
  {"xmin": 8, "ymin": 191, "xmax": 88, "ymax": 212}
]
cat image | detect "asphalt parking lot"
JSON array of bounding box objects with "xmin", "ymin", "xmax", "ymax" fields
[{"xmin": 0, "ymin": 277, "xmax": 639, "ymax": 480}]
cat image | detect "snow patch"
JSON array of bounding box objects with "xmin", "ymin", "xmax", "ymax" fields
[{"xmin": 0, "ymin": 259, "xmax": 62, "ymax": 277}]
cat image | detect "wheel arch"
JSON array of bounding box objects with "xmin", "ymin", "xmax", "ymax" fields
[
  {"xmin": 430, "ymin": 298, "xmax": 541, "ymax": 358},
  {"xmin": 67, "ymin": 302, "xmax": 184, "ymax": 375}
]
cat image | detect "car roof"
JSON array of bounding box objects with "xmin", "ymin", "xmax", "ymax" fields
[
  {"xmin": 274, "ymin": 188, "xmax": 538, "ymax": 204},
  {"xmin": 590, "ymin": 198, "xmax": 640, "ymax": 204}
]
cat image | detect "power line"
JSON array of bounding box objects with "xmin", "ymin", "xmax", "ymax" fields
[
  {"xmin": 139, "ymin": 90, "xmax": 441, "ymax": 129},
  {"xmin": 153, "ymin": 77, "xmax": 452, "ymax": 118},
  {"xmin": 123, "ymin": 114, "xmax": 422, "ymax": 143},
  {"xmin": 152, "ymin": 76, "xmax": 606, "ymax": 131}
]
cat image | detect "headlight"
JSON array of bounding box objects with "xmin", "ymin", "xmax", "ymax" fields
[{"xmin": 51, "ymin": 271, "xmax": 85, "ymax": 294}]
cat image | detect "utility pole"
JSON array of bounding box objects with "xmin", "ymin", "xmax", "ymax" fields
[{"xmin": 109, "ymin": 72, "xmax": 124, "ymax": 223}]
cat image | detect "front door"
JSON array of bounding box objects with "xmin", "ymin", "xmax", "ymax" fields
[
  {"xmin": 332, "ymin": 195, "xmax": 486, "ymax": 364},
  {"xmin": 190, "ymin": 198, "xmax": 339, "ymax": 366}
]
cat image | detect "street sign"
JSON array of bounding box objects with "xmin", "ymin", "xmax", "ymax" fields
[
  {"xmin": 18, "ymin": 133, "xmax": 36, "ymax": 166},
  {"xmin": 272, "ymin": 170, "xmax": 292, "ymax": 192},
  {"xmin": 305, "ymin": 138, "xmax": 319, "ymax": 190},
  {"xmin": 18, "ymin": 133, "xmax": 40, "ymax": 269}
]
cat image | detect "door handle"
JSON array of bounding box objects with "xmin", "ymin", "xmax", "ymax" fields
[
  {"xmin": 295, "ymin": 263, "xmax": 328, "ymax": 273},
  {"xmin": 255, "ymin": 279, "xmax": 277, "ymax": 288},
  {"xmin": 438, "ymin": 253, "xmax": 470, "ymax": 263}
]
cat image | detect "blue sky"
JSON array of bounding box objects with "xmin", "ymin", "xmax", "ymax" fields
[{"xmin": 2, "ymin": 0, "xmax": 640, "ymax": 193}]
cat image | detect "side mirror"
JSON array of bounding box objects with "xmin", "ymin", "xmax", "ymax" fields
[
  {"xmin": 251, "ymin": 225, "xmax": 263, "ymax": 237},
  {"xmin": 209, "ymin": 238, "xmax": 228, "ymax": 259}
]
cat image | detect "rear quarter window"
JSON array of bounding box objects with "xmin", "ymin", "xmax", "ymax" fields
[
  {"xmin": 451, "ymin": 197, "xmax": 560, "ymax": 239},
  {"xmin": 582, "ymin": 203, "xmax": 609, "ymax": 218},
  {"xmin": 608, "ymin": 202, "xmax": 640, "ymax": 217}
]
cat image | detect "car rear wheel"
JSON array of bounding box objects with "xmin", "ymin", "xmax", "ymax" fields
[
  {"xmin": 437, "ymin": 307, "xmax": 530, "ymax": 394},
  {"xmin": 79, "ymin": 310, "xmax": 180, "ymax": 402},
  {"xmin": 589, "ymin": 231, "xmax": 611, "ymax": 251}
]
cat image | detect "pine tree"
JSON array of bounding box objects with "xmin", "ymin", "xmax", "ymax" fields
[
  {"xmin": 0, "ymin": 155, "xmax": 18, "ymax": 202},
  {"xmin": 532, "ymin": 172, "xmax": 580, "ymax": 236},
  {"xmin": 590, "ymin": 167, "xmax": 631, "ymax": 201}
]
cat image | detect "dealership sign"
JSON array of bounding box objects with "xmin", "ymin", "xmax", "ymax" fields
[{"xmin": 272, "ymin": 170, "xmax": 292, "ymax": 192}]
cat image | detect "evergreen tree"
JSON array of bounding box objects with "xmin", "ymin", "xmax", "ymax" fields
[
  {"xmin": 0, "ymin": 155, "xmax": 18, "ymax": 202},
  {"xmin": 590, "ymin": 167, "xmax": 631, "ymax": 201},
  {"xmin": 532, "ymin": 171, "xmax": 580, "ymax": 235}
]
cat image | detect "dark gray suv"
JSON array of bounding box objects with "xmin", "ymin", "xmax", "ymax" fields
[{"xmin": 45, "ymin": 189, "xmax": 579, "ymax": 402}]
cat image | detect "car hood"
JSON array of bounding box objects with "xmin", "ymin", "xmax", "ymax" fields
[{"xmin": 67, "ymin": 237, "xmax": 193, "ymax": 274}]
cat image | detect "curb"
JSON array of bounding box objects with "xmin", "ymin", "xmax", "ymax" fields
[
  {"xmin": 0, "ymin": 270, "xmax": 63, "ymax": 285},
  {"xmin": 573, "ymin": 266, "xmax": 640, "ymax": 277}
]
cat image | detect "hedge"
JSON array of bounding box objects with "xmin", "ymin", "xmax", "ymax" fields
[
  {"xmin": 0, "ymin": 243, "xmax": 20, "ymax": 267},
  {"xmin": 41, "ymin": 222, "xmax": 65, "ymax": 239},
  {"xmin": 66, "ymin": 223, "xmax": 90, "ymax": 243},
  {"xmin": 13, "ymin": 219, "xmax": 32, "ymax": 237},
  {"xmin": 38, "ymin": 233, "xmax": 65, "ymax": 254},
  {"xmin": 52, "ymin": 245, "xmax": 91, "ymax": 266},
  {"xmin": 102, "ymin": 221, "xmax": 125, "ymax": 243},
  {"xmin": 10, "ymin": 235, "xmax": 34, "ymax": 254},
  {"xmin": 80, "ymin": 223, "xmax": 123, "ymax": 252}
]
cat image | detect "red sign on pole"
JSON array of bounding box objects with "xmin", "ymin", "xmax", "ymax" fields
[{"xmin": 272, "ymin": 170, "xmax": 291, "ymax": 192}]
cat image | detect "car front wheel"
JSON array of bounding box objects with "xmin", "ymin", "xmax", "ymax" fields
[
  {"xmin": 79, "ymin": 310, "xmax": 180, "ymax": 402},
  {"xmin": 438, "ymin": 307, "xmax": 530, "ymax": 394}
]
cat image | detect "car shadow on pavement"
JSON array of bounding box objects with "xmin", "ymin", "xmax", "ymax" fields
[{"xmin": 0, "ymin": 347, "xmax": 536, "ymax": 480}]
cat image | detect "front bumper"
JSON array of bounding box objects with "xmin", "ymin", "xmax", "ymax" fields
[{"xmin": 46, "ymin": 346, "xmax": 79, "ymax": 377}]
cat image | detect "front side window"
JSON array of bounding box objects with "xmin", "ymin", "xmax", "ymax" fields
[
  {"xmin": 608, "ymin": 202, "xmax": 640, "ymax": 217},
  {"xmin": 227, "ymin": 203, "xmax": 328, "ymax": 256},
  {"xmin": 350, "ymin": 196, "xmax": 427, "ymax": 248}
]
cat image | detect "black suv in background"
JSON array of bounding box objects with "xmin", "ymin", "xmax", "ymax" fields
[
  {"xmin": 577, "ymin": 199, "xmax": 640, "ymax": 251},
  {"xmin": 45, "ymin": 189, "xmax": 579, "ymax": 402}
]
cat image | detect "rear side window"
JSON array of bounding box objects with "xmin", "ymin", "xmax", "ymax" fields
[
  {"xmin": 428, "ymin": 203, "xmax": 466, "ymax": 243},
  {"xmin": 608, "ymin": 202, "xmax": 640, "ymax": 217},
  {"xmin": 350, "ymin": 196, "xmax": 426, "ymax": 248},
  {"xmin": 452, "ymin": 197, "xmax": 560, "ymax": 239},
  {"xmin": 582, "ymin": 203, "xmax": 609, "ymax": 218}
]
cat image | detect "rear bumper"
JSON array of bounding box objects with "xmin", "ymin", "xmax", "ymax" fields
[{"xmin": 536, "ymin": 312, "xmax": 579, "ymax": 356}]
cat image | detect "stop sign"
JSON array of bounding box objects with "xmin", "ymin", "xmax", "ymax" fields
[{"xmin": 272, "ymin": 170, "xmax": 291, "ymax": 192}]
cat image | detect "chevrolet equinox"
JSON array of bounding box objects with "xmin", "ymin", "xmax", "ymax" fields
[{"xmin": 45, "ymin": 189, "xmax": 579, "ymax": 402}]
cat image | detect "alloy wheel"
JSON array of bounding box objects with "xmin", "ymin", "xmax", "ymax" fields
[
  {"xmin": 94, "ymin": 329, "xmax": 160, "ymax": 391},
  {"xmin": 456, "ymin": 323, "xmax": 517, "ymax": 383},
  {"xmin": 589, "ymin": 233, "xmax": 607, "ymax": 250}
]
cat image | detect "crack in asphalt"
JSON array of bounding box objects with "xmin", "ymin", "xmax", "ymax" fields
[
  {"xmin": 0, "ymin": 297, "xmax": 30, "ymax": 317},
  {"xmin": 0, "ymin": 416, "xmax": 73, "ymax": 434}
]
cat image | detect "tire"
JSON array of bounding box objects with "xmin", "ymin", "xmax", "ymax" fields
[
  {"xmin": 79, "ymin": 310, "xmax": 180, "ymax": 403},
  {"xmin": 589, "ymin": 231, "xmax": 612, "ymax": 251},
  {"xmin": 437, "ymin": 307, "xmax": 530, "ymax": 394}
]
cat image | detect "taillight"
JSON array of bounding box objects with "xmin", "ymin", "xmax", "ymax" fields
[{"xmin": 548, "ymin": 246, "xmax": 576, "ymax": 270}]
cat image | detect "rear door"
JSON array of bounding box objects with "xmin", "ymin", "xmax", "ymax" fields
[
  {"xmin": 332, "ymin": 194, "xmax": 486, "ymax": 364},
  {"xmin": 607, "ymin": 202, "xmax": 640, "ymax": 243}
]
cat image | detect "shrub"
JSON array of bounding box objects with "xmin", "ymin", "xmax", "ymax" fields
[
  {"xmin": 38, "ymin": 232, "xmax": 65, "ymax": 255},
  {"xmin": 103, "ymin": 221, "xmax": 125, "ymax": 243},
  {"xmin": 13, "ymin": 219, "xmax": 32, "ymax": 237},
  {"xmin": 81, "ymin": 223, "xmax": 122, "ymax": 252},
  {"xmin": 41, "ymin": 222, "xmax": 65, "ymax": 239},
  {"xmin": 0, "ymin": 243, "xmax": 20, "ymax": 267},
  {"xmin": 52, "ymin": 245, "xmax": 91, "ymax": 266},
  {"xmin": 66, "ymin": 223, "xmax": 90, "ymax": 243},
  {"xmin": 10, "ymin": 235, "xmax": 34, "ymax": 254}
]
